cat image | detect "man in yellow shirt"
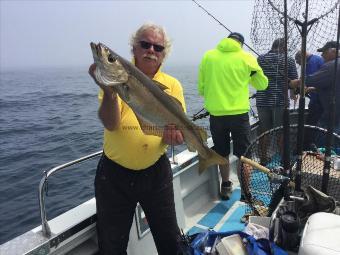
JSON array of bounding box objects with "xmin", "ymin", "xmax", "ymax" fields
[{"xmin": 88, "ymin": 23, "xmax": 186, "ymax": 255}]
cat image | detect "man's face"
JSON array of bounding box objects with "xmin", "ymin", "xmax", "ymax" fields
[
  {"xmin": 321, "ymin": 48, "xmax": 335, "ymax": 62},
  {"xmin": 133, "ymin": 29, "xmax": 165, "ymax": 76}
]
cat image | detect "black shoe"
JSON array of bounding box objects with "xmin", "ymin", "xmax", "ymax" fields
[
  {"xmin": 240, "ymin": 194, "xmax": 247, "ymax": 202},
  {"xmin": 220, "ymin": 181, "xmax": 233, "ymax": 200}
]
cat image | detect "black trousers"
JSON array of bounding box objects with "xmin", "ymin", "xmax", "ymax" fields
[
  {"xmin": 95, "ymin": 153, "xmax": 180, "ymax": 255},
  {"xmin": 210, "ymin": 113, "xmax": 251, "ymax": 158}
]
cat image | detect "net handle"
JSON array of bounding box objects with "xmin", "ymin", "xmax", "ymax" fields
[
  {"xmin": 240, "ymin": 156, "xmax": 272, "ymax": 174},
  {"xmin": 240, "ymin": 156, "xmax": 295, "ymax": 187}
]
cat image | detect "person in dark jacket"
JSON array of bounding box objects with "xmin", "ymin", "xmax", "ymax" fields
[{"xmin": 291, "ymin": 41, "xmax": 340, "ymax": 134}]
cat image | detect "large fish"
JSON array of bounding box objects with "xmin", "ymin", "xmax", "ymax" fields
[{"xmin": 90, "ymin": 42, "xmax": 227, "ymax": 173}]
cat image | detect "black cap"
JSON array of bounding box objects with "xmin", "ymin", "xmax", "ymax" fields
[
  {"xmin": 272, "ymin": 38, "xmax": 285, "ymax": 50},
  {"xmin": 228, "ymin": 32, "xmax": 244, "ymax": 45},
  {"xmin": 317, "ymin": 41, "xmax": 338, "ymax": 52}
]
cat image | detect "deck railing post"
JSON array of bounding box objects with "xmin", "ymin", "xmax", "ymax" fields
[{"xmin": 37, "ymin": 151, "xmax": 103, "ymax": 237}]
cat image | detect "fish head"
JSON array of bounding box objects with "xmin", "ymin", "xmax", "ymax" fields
[{"xmin": 90, "ymin": 42, "xmax": 129, "ymax": 86}]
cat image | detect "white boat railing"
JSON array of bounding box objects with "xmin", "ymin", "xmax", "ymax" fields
[{"xmin": 39, "ymin": 150, "xmax": 103, "ymax": 237}]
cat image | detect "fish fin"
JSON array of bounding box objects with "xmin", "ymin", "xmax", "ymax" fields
[
  {"xmin": 185, "ymin": 125, "xmax": 207, "ymax": 153},
  {"xmin": 169, "ymin": 95, "xmax": 184, "ymax": 111},
  {"xmin": 170, "ymin": 96, "xmax": 184, "ymax": 110},
  {"xmin": 153, "ymin": 80, "xmax": 168, "ymax": 91},
  {"xmin": 153, "ymin": 80, "xmax": 184, "ymax": 110},
  {"xmin": 198, "ymin": 149, "xmax": 228, "ymax": 174},
  {"xmin": 135, "ymin": 114, "xmax": 163, "ymax": 137},
  {"xmin": 197, "ymin": 126, "xmax": 208, "ymax": 142},
  {"xmin": 187, "ymin": 143, "xmax": 196, "ymax": 152}
]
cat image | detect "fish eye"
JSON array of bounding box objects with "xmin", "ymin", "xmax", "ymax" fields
[{"xmin": 107, "ymin": 54, "xmax": 116, "ymax": 63}]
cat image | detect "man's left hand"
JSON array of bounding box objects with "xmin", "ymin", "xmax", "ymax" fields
[
  {"xmin": 289, "ymin": 79, "xmax": 301, "ymax": 89},
  {"xmin": 305, "ymin": 87, "xmax": 316, "ymax": 94},
  {"xmin": 162, "ymin": 124, "xmax": 184, "ymax": 145}
]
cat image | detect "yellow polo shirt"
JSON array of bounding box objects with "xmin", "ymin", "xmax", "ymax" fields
[{"xmin": 98, "ymin": 69, "xmax": 186, "ymax": 170}]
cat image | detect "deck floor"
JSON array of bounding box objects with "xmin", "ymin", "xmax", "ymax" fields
[
  {"xmin": 184, "ymin": 168, "xmax": 246, "ymax": 235},
  {"xmin": 185, "ymin": 188, "xmax": 246, "ymax": 235}
]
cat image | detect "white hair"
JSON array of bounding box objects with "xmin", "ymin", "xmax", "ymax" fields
[{"xmin": 129, "ymin": 22, "xmax": 172, "ymax": 59}]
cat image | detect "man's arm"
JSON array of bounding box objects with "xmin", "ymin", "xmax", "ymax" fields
[
  {"xmin": 98, "ymin": 91, "xmax": 121, "ymax": 131},
  {"xmin": 288, "ymin": 57, "xmax": 299, "ymax": 80},
  {"xmin": 162, "ymin": 78, "xmax": 186, "ymax": 145},
  {"xmin": 89, "ymin": 64, "xmax": 121, "ymax": 131},
  {"xmin": 305, "ymin": 62, "xmax": 333, "ymax": 89},
  {"xmin": 288, "ymin": 57, "xmax": 299, "ymax": 100},
  {"xmin": 289, "ymin": 60, "xmax": 333, "ymax": 90},
  {"xmin": 250, "ymin": 55, "xmax": 268, "ymax": 90},
  {"xmin": 250, "ymin": 69, "xmax": 268, "ymax": 90}
]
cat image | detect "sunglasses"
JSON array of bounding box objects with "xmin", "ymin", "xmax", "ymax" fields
[{"xmin": 139, "ymin": 41, "xmax": 165, "ymax": 52}]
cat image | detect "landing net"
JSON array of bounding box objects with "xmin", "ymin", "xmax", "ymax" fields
[
  {"xmin": 251, "ymin": 0, "xmax": 339, "ymax": 55},
  {"xmin": 240, "ymin": 125, "xmax": 340, "ymax": 218}
]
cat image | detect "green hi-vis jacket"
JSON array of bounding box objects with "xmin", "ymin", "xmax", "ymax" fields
[{"xmin": 198, "ymin": 38, "xmax": 268, "ymax": 116}]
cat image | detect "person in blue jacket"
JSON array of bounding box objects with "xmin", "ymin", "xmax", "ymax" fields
[
  {"xmin": 295, "ymin": 50, "xmax": 324, "ymax": 126},
  {"xmin": 291, "ymin": 41, "xmax": 340, "ymax": 135}
]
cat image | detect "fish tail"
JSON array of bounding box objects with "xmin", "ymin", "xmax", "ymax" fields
[{"xmin": 198, "ymin": 149, "xmax": 228, "ymax": 174}]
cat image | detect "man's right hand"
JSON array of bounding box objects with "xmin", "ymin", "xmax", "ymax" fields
[
  {"xmin": 88, "ymin": 64, "xmax": 114, "ymax": 95},
  {"xmin": 91, "ymin": 63, "xmax": 120, "ymax": 129},
  {"xmin": 88, "ymin": 63, "xmax": 101, "ymax": 86},
  {"xmin": 289, "ymin": 79, "xmax": 300, "ymax": 89},
  {"xmin": 162, "ymin": 124, "xmax": 184, "ymax": 146}
]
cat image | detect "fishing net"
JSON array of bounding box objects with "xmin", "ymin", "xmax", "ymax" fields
[
  {"xmin": 239, "ymin": 125, "xmax": 340, "ymax": 218},
  {"xmin": 251, "ymin": 0, "xmax": 339, "ymax": 55}
]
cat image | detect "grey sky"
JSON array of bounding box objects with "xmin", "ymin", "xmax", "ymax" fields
[{"xmin": 1, "ymin": 0, "xmax": 254, "ymax": 70}]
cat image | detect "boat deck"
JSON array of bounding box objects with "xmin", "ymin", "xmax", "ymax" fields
[
  {"xmin": 184, "ymin": 163, "xmax": 246, "ymax": 236},
  {"xmin": 186, "ymin": 188, "xmax": 246, "ymax": 235}
]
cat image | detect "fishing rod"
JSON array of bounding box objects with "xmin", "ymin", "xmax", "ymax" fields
[
  {"xmin": 192, "ymin": 0, "xmax": 294, "ymax": 81},
  {"xmin": 282, "ymin": 0, "xmax": 291, "ymax": 177},
  {"xmin": 191, "ymin": 94, "xmax": 257, "ymax": 121},
  {"xmin": 293, "ymin": 0, "xmax": 310, "ymax": 191},
  {"xmin": 191, "ymin": 0, "xmax": 297, "ymax": 118},
  {"xmin": 321, "ymin": 3, "xmax": 340, "ymax": 193},
  {"xmin": 192, "ymin": 0, "xmax": 262, "ymax": 57}
]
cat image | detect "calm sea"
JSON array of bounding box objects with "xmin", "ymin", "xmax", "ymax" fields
[{"xmin": 0, "ymin": 65, "xmax": 212, "ymax": 244}]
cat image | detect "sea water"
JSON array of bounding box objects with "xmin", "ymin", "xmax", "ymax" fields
[
  {"xmin": 0, "ymin": 65, "xmax": 211, "ymax": 244},
  {"xmin": 0, "ymin": 65, "xmax": 258, "ymax": 244}
]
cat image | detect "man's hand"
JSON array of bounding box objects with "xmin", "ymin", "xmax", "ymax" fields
[
  {"xmin": 290, "ymin": 90, "xmax": 298, "ymax": 101},
  {"xmin": 89, "ymin": 63, "xmax": 115, "ymax": 96},
  {"xmin": 162, "ymin": 124, "xmax": 184, "ymax": 145},
  {"xmin": 88, "ymin": 64, "xmax": 102, "ymax": 86},
  {"xmin": 305, "ymin": 87, "xmax": 316, "ymax": 94},
  {"xmin": 289, "ymin": 79, "xmax": 316, "ymax": 95},
  {"xmin": 289, "ymin": 79, "xmax": 301, "ymax": 89}
]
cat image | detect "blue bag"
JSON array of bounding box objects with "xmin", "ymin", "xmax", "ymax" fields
[{"xmin": 188, "ymin": 230, "xmax": 287, "ymax": 255}]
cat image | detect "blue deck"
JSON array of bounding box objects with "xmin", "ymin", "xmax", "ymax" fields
[{"xmin": 187, "ymin": 188, "xmax": 246, "ymax": 235}]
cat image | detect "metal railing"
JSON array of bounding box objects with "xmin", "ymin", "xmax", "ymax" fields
[{"xmin": 38, "ymin": 150, "xmax": 103, "ymax": 237}]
